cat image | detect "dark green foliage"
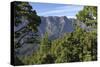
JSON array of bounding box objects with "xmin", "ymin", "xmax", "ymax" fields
[
  {"xmin": 14, "ymin": 56, "xmax": 24, "ymax": 66},
  {"xmin": 14, "ymin": 5, "xmax": 97, "ymax": 65},
  {"xmin": 20, "ymin": 27, "xmax": 97, "ymax": 64},
  {"xmin": 76, "ymin": 6, "xmax": 97, "ymax": 61},
  {"xmin": 14, "ymin": 1, "xmax": 41, "ymax": 48},
  {"xmin": 41, "ymin": 54, "xmax": 55, "ymax": 64},
  {"xmin": 14, "ymin": 1, "xmax": 41, "ymax": 65},
  {"xmin": 76, "ymin": 6, "xmax": 97, "ymax": 28}
]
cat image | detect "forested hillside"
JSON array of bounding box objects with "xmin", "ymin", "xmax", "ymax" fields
[{"xmin": 13, "ymin": 1, "xmax": 97, "ymax": 65}]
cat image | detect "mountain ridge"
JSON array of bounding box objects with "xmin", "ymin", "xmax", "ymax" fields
[
  {"xmin": 38, "ymin": 16, "xmax": 74, "ymax": 39},
  {"xmin": 15, "ymin": 16, "xmax": 77, "ymax": 56}
]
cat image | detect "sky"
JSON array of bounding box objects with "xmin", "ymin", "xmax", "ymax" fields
[{"xmin": 29, "ymin": 2, "xmax": 84, "ymax": 18}]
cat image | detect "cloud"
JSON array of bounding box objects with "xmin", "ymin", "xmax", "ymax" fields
[
  {"xmin": 39, "ymin": 9, "xmax": 69, "ymax": 15},
  {"xmin": 38, "ymin": 5, "xmax": 83, "ymax": 16},
  {"xmin": 67, "ymin": 16, "xmax": 76, "ymax": 19}
]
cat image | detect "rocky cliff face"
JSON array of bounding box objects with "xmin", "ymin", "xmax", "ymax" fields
[
  {"xmin": 15, "ymin": 16, "xmax": 75, "ymax": 56},
  {"xmin": 38, "ymin": 16, "xmax": 74, "ymax": 39}
]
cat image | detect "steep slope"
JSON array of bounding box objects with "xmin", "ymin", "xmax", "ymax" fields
[
  {"xmin": 38, "ymin": 16, "xmax": 74, "ymax": 39},
  {"xmin": 15, "ymin": 16, "xmax": 75, "ymax": 56}
]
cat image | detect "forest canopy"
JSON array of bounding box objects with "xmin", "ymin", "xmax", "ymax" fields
[{"xmin": 13, "ymin": 2, "xmax": 97, "ymax": 65}]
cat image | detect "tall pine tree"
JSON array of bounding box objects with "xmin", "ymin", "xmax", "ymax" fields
[
  {"xmin": 76, "ymin": 6, "xmax": 97, "ymax": 28},
  {"xmin": 14, "ymin": 1, "xmax": 41, "ymax": 48}
]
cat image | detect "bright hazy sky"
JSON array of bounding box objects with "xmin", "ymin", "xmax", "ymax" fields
[{"xmin": 29, "ymin": 2, "xmax": 84, "ymax": 18}]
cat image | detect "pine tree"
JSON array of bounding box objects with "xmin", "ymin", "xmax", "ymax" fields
[
  {"xmin": 14, "ymin": 1, "xmax": 41, "ymax": 48},
  {"xmin": 76, "ymin": 6, "xmax": 97, "ymax": 28},
  {"xmin": 13, "ymin": 1, "xmax": 41, "ymax": 65}
]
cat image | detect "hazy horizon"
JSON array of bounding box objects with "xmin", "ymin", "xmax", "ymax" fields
[{"xmin": 29, "ymin": 2, "xmax": 84, "ymax": 18}]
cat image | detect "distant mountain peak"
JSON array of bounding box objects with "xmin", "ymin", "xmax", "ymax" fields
[{"xmin": 38, "ymin": 16, "xmax": 74, "ymax": 39}]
